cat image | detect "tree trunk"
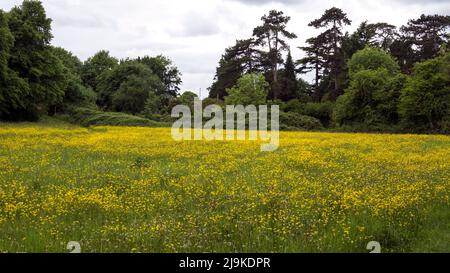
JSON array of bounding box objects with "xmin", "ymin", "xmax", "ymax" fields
[
  {"xmin": 273, "ymin": 65, "xmax": 278, "ymax": 100},
  {"xmin": 333, "ymin": 20, "xmax": 338, "ymax": 99},
  {"xmin": 315, "ymin": 55, "xmax": 319, "ymax": 90}
]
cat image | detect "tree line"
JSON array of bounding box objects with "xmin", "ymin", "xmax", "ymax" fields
[
  {"xmin": 1, "ymin": 1, "xmax": 449, "ymax": 133},
  {"xmin": 0, "ymin": 0, "xmax": 182, "ymax": 122},
  {"xmin": 208, "ymin": 8, "xmax": 450, "ymax": 133}
]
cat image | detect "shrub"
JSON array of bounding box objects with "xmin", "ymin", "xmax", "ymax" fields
[
  {"xmin": 284, "ymin": 99, "xmax": 304, "ymax": 113},
  {"xmin": 280, "ymin": 111, "xmax": 323, "ymax": 130},
  {"xmin": 61, "ymin": 107, "xmax": 170, "ymax": 127},
  {"xmin": 303, "ymin": 101, "xmax": 334, "ymax": 127}
]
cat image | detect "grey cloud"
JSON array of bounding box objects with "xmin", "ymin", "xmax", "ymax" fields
[
  {"xmin": 53, "ymin": 15, "xmax": 116, "ymax": 29},
  {"xmin": 229, "ymin": 0, "xmax": 449, "ymax": 6},
  {"xmin": 168, "ymin": 11, "xmax": 220, "ymax": 37},
  {"xmin": 228, "ymin": 0, "xmax": 302, "ymax": 5},
  {"xmin": 393, "ymin": 0, "xmax": 450, "ymax": 3}
]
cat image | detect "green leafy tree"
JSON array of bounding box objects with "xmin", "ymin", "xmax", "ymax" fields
[
  {"xmin": 0, "ymin": 9, "xmax": 28, "ymax": 118},
  {"xmin": 333, "ymin": 47, "xmax": 404, "ymax": 128},
  {"xmin": 81, "ymin": 50, "xmax": 118, "ymax": 91},
  {"xmin": 225, "ymin": 73, "xmax": 269, "ymax": 106},
  {"xmin": 399, "ymin": 51, "xmax": 450, "ymax": 132},
  {"xmin": 142, "ymin": 91, "xmax": 163, "ymax": 116},
  {"xmin": 96, "ymin": 61, "xmax": 164, "ymax": 111},
  {"xmin": 136, "ymin": 55, "xmax": 182, "ymax": 97},
  {"xmin": 348, "ymin": 47, "xmax": 400, "ymax": 76},
  {"xmin": 6, "ymin": 0, "xmax": 66, "ymax": 119},
  {"xmin": 178, "ymin": 91, "xmax": 198, "ymax": 105},
  {"xmin": 52, "ymin": 47, "xmax": 96, "ymax": 107},
  {"xmin": 111, "ymin": 75, "xmax": 158, "ymax": 114},
  {"xmin": 0, "ymin": 10, "xmax": 12, "ymax": 74},
  {"xmin": 389, "ymin": 34, "xmax": 416, "ymax": 74},
  {"xmin": 253, "ymin": 10, "xmax": 297, "ymax": 100}
]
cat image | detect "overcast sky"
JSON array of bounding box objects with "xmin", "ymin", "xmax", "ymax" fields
[{"xmin": 1, "ymin": 0, "xmax": 449, "ymax": 97}]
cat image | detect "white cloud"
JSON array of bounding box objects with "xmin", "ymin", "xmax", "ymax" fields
[{"xmin": 1, "ymin": 0, "xmax": 448, "ymax": 97}]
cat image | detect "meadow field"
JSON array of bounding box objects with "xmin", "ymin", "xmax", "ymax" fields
[{"xmin": 0, "ymin": 120, "xmax": 449, "ymax": 253}]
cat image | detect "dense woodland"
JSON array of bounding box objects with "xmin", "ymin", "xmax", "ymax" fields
[{"xmin": 0, "ymin": 1, "xmax": 449, "ymax": 133}]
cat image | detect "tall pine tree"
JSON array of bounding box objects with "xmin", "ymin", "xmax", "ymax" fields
[
  {"xmin": 208, "ymin": 39, "xmax": 260, "ymax": 100},
  {"xmin": 253, "ymin": 10, "xmax": 297, "ymax": 100},
  {"xmin": 280, "ymin": 50, "xmax": 297, "ymax": 101},
  {"xmin": 306, "ymin": 7, "xmax": 351, "ymax": 100}
]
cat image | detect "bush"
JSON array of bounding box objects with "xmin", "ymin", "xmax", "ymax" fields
[
  {"xmin": 284, "ymin": 99, "xmax": 304, "ymax": 113},
  {"xmin": 280, "ymin": 111, "xmax": 323, "ymax": 130},
  {"xmin": 202, "ymin": 97, "xmax": 224, "ymax": 109},
  {"xmin": 303, "ymin": 101, "xmax": 334, "ymax": 127},
  {"xmin": 144, "ymin": 113, "xmax": 175, "ymax": 123},
  {"xmin": 61, "ymin": 107, "xmax": 170, "ymax": 127}
]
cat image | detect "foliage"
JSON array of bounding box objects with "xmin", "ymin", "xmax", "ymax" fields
[
  {"xmin": 279, "ymin": 51, "xmax": 297, "ymax": 101},
  {"xmin": 208, "ymin": 39, "xmax": 260, "ymax": 100},
  {"xmin": 80, "ymin": 50, "xmax": 118, "ymax": 91},
  {"xmin": 0, "ymin": 9, "xmax": 28, "ymax": 119},
  {"xmin": 280, "ymin": 111, "xmax": 324, "ymax": 130},
  {"xmin": 348, "ymin": 47, "xmax": 400, "ymax": 76},
  {"xmin": 5, "ymin": 0, "xmax": 66, "ymax": 119},
  {"xmin": 52, "ymin": 47, "xmax": 96, "ymax": 107},
  {"xmin": 399, "ymin": 52, "xmax": 450, "ymax": 133},
  {"xmin": 303, "ymin": 7, "xmax": 352, "ymax": 100},
  {"xmin": 333, "ymin": 48, "xmax": 404, "ymax": 128},
  {"xmin": 142, "ymin": 91, "xmax": 164, "ymax": 116},
  {"xmin": 253, "ymin": 10, "xmax": 297, "ymax": 99},
  {"xmin": 401, "ymin": 14, "xmax": 450, "ymax": 62},
  {"xmin": 136, "ymin": 55, "xmax": 182, "ymax": 97},
  {"xmin": 96, "ymin": 62, "xmax": 164, "ymax": 111},
  {"xmin": 61, "ymin": 107, "xmax": 169, "ymax": 127},
  {"xmin": 302, "ymin": 101, "xmax": 334, "ymax": 127},
  {"xmin": 225, "ymin": 73, "xmax": 269, "ymax": 105},
  {"xmin": 343, "ymin": 21, "xmax": 396, "ymax": 56},
  {"xmin": 111, "ymin": 75, "xmax": 156, "ymax": 114}
]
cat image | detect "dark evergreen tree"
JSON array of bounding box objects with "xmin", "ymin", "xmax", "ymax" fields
[
  {"xmin": 306, "ymin": 7, "xmax": 351, "ymax": 100},
  {"xmin": 253, "ymin": 10, "xmax": 297, "ymax": 100},
  {"xmin": 344, "ymin": 21, "xmax": 396, "ymax": 56},
  {"xmin": 280, "ymin": 51, "xmax": 297, "ymax": 101},
  {"xmin": 208, "ymin": 39, "xmax": 260, "ymax": 100},
  {"xmin": 297, "ymin": 35, "xmax": 329, "ymax": 99},
  {"xmin": 401, "ymin": 14, "xmax": 450, "ymax": 62}
]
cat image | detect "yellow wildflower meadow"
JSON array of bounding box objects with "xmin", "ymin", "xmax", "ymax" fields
[{"xmin": 0, "ymin": 123, "xmax": 449, "ymax": 252}]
